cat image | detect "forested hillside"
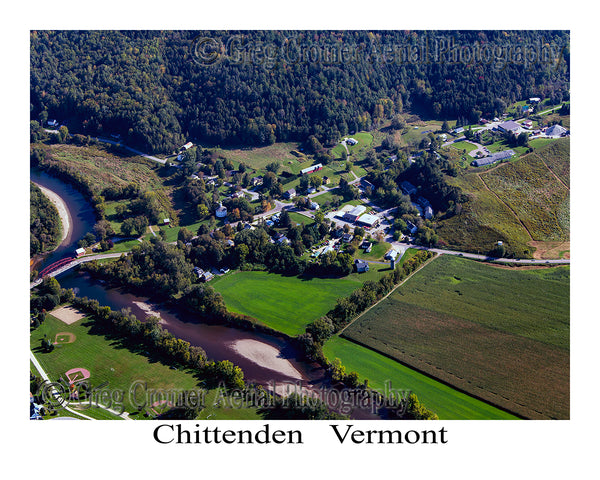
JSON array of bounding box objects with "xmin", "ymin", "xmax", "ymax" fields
[{"xmin": 30, "ymin": 30, "xmax": 569, "ymax": 153}]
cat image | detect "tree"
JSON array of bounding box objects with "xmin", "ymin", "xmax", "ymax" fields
[
  {"xmin": 58, "ymin": 125, "xmax": 69, "ymax": 143},
  {"xmin": 197, "ymin": 203, "xmax": 210, "ymax": 219},
  {"xmin": 391, "ymin": 114, "xmax": 406, "ymax": 130},
  {"xmin": 309, "ymin": 175, "xmax": 322, "ymax": 189},
  {"xmin": 177, "ymin": 227, "xmax": 193, "ymax": 244},
  {"xmin": 265, "ymin": 162, "xmax": 280, "ymax": 174},
  {"xmin": 279, "ymin": 210, "xmax": 291, "ymax": 228},
  {"xmin": 441, "ymin": 120, "xmax": 450, "ymax": 132}
]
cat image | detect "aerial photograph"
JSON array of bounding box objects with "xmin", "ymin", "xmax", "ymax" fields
[{"xmin": 29, "ymin": 30, "xmax": 570, "ymax": 422}]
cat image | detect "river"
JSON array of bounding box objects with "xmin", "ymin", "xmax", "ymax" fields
[
  {"xmin": 30, "ymin": 168, "xmax": 96, "ymax": 270},
  {"xmin": 31, "ymin": 169, "xmax": 378, "ymax": 418}
]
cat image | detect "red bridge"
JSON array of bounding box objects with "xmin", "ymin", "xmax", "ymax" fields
[{"xmin": 38, "ymin": 257, "xmax": 75, "ymax": 278}]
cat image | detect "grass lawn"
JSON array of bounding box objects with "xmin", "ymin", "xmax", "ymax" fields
[
  {"xmin": 323, "ymin": 336, "xmax": 516, "ymax": 420},
  {"xmin": 451, "ymin": 140, "xmax": 479, "ymax": 153},
  {"xmin": 30, "ymin": 311, "xmax": 260, "ymax": 419},
  {"xmin": 342, "ymin": 255, "xmax": 569, "ymax": 419},
  {"xmin": 355, "ymin": 241, "xmax": 392, "ymax": 262},
  {"xmin": 211, "ymin": 270, "xmax": 377, "ymax": 336},
  {"xmin": 287, "ymin": 211, "xmax": 314, "ymax": 226}
]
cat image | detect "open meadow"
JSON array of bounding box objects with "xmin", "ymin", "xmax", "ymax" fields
[{"xmin": 341, "ymin": 255, "xmax": 569, "ymax": 419}]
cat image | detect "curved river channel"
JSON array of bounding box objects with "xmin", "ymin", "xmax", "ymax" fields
[{"xmin": 31, "ymin": 169, "xmax": 378, "ymax": 419}]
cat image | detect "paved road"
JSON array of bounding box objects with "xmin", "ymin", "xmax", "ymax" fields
[{"xmin": 387, "ymin": 239, "xmax": 570, "ymax": 265}]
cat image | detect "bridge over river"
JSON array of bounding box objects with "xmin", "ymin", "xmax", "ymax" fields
[{"xmin": 30, "ymin": 253, "xmax": 125, "ymax": 289}]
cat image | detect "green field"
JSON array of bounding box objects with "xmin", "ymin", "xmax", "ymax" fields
[
  {"xmin": 342, "ymin": 255, "xmax": 569, "ymax": 419},
  {"xmin": 30, "ymin": 311, "xmax": 259, "ymax": 419},
  {"xmin": 323, "ymin": 336, "xmax": 516, "ymax": 420},
  {"xmin": 211, "ymin": 270, "xmax": 381, "ymax": 336}
]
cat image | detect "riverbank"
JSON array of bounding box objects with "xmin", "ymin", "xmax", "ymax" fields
[{"xmin": 33, "ymin": 182, "xmax": 72, "ymax": 245}]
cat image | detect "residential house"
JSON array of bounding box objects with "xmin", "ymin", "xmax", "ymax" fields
[
  {"xmin": 400, "ymin": 181, "xmax": 417, "ymax": 196},
  {"xmin": 75, "ymin": 247, "xmax": 86, "ymax": 257},
  {"xmin": 354, "ymin": 259, "xmax": 370, "ymax": 273},
  {"xmin": 322, "ymin": 176, "xmax": 331, "ymax": 185},
  {"xmin": 284, "ymin": 188, "xmax": 297, "ymax": 200},
  {"xmin": 385, "ymin": 249, "xmax": 399, "ymax": 261},
  {"xmin": 341, "ymin": 233, "xmax": 353, "ymax": 243},
  {"xmin": 251, "ymin": 176, "xmax": 263, "ymax": 187},
  {"xmin": 47, "ymin": 119, "xmax": 59, "ymax": 128}
]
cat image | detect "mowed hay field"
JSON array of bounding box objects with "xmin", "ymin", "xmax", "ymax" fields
[
  {"xmin": 342, "ymin": 255, "xmax": 569, "ymax": 419},
  {"xmin": 211, "ymin": 270, "xmax": 380, "ymax": 336}
]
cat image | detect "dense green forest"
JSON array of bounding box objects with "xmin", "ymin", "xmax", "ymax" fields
[
  {"xmin": 30, "ymin": 182, "xmax": 62, "ymax": 255},
  {"xmin": 30, "ymin": 30, "xmax": 569, "ymax": 153}
]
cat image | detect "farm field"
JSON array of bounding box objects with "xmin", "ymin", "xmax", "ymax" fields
[
  {"xmin": 211, "ymin": 269, "xmax": 388, "ymax": 336},
  {"xmin": 437, "ymin": 139, "xmax": 569, "ymax": 258},
  {"xmin": 323, "ymin": 336, "xmax": 516, "ymax": 420},
  {"xmin": 342, "ymin": 255, "xmax": 569, "ymax": 419},
  {"xmin": 30, "ymin": 312, "xmax": 260, "ymax": 419},
  {"xmin": 480, "ymin": 142, "xmax": 570, "ymax": 242}
]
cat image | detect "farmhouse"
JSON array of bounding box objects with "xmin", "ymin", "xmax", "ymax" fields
[
  {"xmin": 180, "ymin": 142, "xmax": 193, "ymax": 151},
  {"xmin": 346, "ymin": 138, "xmax": 358, "ymax": 146},
  {"xmin": 163, "ymin": 218, "xmax": 171, "ymax": 225},
  {"xmin": 357, "ymin": 213, "xmax": 379, "ymax": 228},
  {"xmin": 498, "ymin": 120, "xmax": 521, "ymax": 134},
  {"xmin": 400, "ymin": 181, "xmax": 417, "ymax": 196},
  {"xmin": 470, "ymin": 149, "xmax": 516, "ymax": 167},
  {"xmin": 284, "ymin": 189, "xmax": 297, "ymax": 200},
  {"xmin": 75, "ymin": 247, "xmax": 86, "ymax": 257},
  {"xmin": 529, "ymin": 97, "xmax": 541, "ymax": 103},
  {"xmin": 343, "ymin": 205, "xmax": 367, "ymax": 223},
  {"xmin": 354, "ymin": 259, "xmax": 370, "ymax": 273}
]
